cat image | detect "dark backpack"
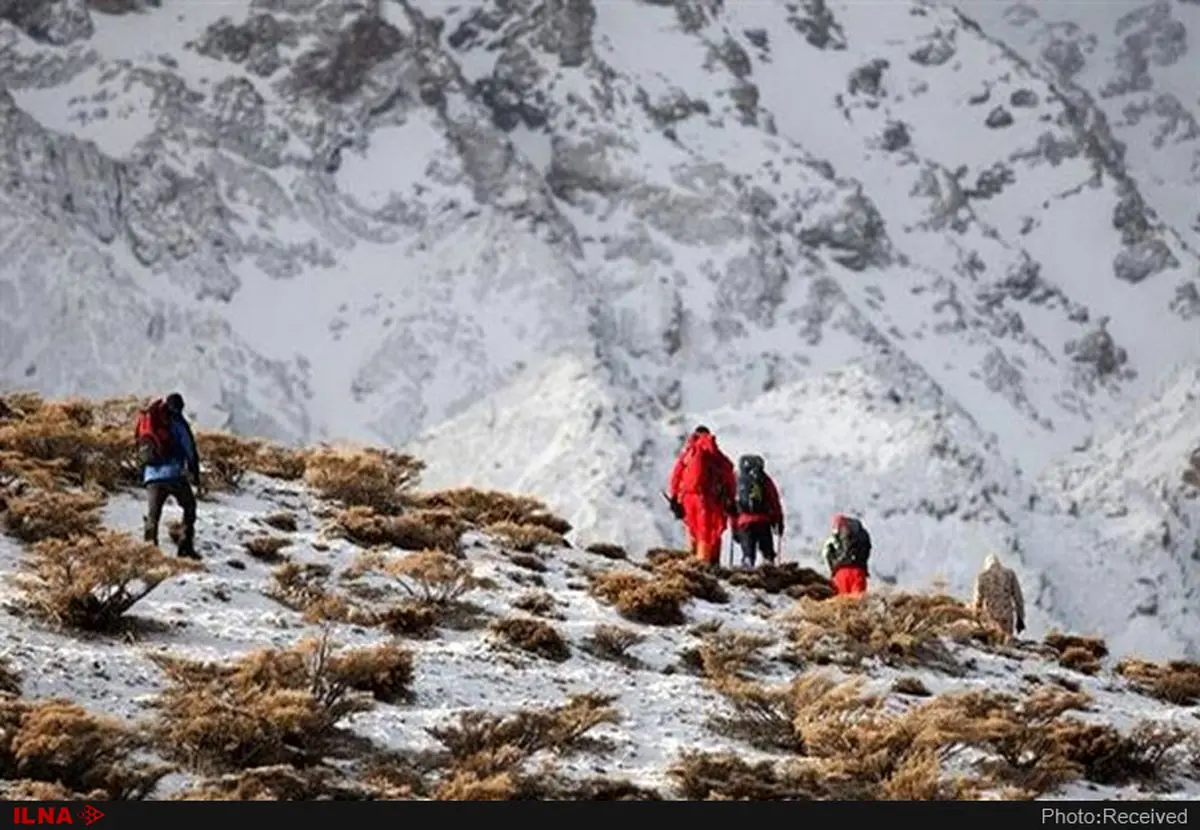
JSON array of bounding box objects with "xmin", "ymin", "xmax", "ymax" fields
[
  {"xmin": 835, "ymin": 517, "xmax": 871, "ymax": 567},
  {"xmin": 737, "ymin": 455, "xmax": 768, "ymax": 514},
  {"xmin": 135, "ymin": 399, "xmax": 177, "ymax": 466}
]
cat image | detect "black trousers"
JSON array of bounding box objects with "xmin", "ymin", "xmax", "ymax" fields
[
  {"xmin": 144, "ymin": 478, "xmax": 197, "ymax": 557},
  {"xmin": 734, "ymin": 523, "xmax": 776, "ymax": 567}
]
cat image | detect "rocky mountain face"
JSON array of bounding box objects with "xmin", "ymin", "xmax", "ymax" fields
[{"xmin": 0, "ymin": 0, "xmax": 1197, "ymax": 654}]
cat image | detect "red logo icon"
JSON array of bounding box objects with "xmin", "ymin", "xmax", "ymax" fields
[{"xmin": 77, "ymin": 807, "xmax": 102, "ymax": 827}]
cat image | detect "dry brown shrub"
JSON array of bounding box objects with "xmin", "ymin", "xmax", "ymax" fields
[
  {"xmin": 426, "ymin": 694, "xmax": 618, "ymax": 799},
  {"xmin": 0, "ymin": 779, "xmax": 101, "ymax": 799},
  {"xmin": 511, "ymin": 590, "xmax": 558, "ymax": 618},
  {"xmin": 376, "ymin": 602, "xmax": 438, "ymax": 638},
  {"xmin": 699, "ymin": 672, "xmax": 1141, "ymax": 798},
  {"xmin": 190, "ymin": 432, "xmax": 311, "ymax": 492},
  {"xmin": 585, "ymin": 543, "xmax": 627, "ymax": 561},
  {"xmin": 669, "ymin": 751, "xmax": 800, "ymax": 800},
  {"xmin": 692, "ymin": 630, "xmax": 773, "ymax": 680},
  {"xmin": 892, "ymin": 676, "xmax": 932, "ymax": 697},
  {"xmin": 262, "ymin": 570, "xmax": 379, "ymax": 629},
  {"xmin": 1115, "ymin": 658, "xmax": 1200, "ymax": 706},
  {"xmin": 786, "ymin": 592, "xmax": 1000, "ymax": 674},
  {"xmin": 261, "ymin": 511, "xmax": 298, "ymax": 533},
  {"xmin": 0, "ymin": 658, "xmax": 21, "ymax": 697},
  {"xmin": 581, "ymin": 623, "xmax": 645, "ymax": 667},
  {"xmin": 505, "ymin": 551, "xmax": 548, "ymax": 572},
  {"xmin": 304, "ymin": 447, "xmax": 423, "ymax": 512},
  {"xmin": 413, "ymin": 488, "xmax": 570, "ymax": 535},
  {"xmin": 649, "ymin": 557, "xmax": 729, "ymax": 604},
  {"xmin": 1044, "ymin": 631, "xmax": 1109, "ymax": 659},
  {"xmin": 173, "ymin": 764, "xmax": 393, "ymax": 800},
  {"xmin": 490, "ymin": 616, "xmax": 571, "ymax": 662},
  {"xmin": 15, "ymin": 530, "xmax": 201, "ymax": 631},
  {"xmin": 487, "ymin": 521, "xmax": 567, "ymax": 552},
  {"xmin": 0, "ymin": 392, "xmax": 44, "ymax": 418},
  {"xmin": 516, "ymin": 774, "xmax": 662, "ymax": 800},
  {"xmin": 644, "ymin": 547, "xmax": 691, "ymax": 568},
  {"xmin": 265, "ymin": 562, "xmax": 334, "ymax": 613},
  {"xmin": 242, "ymin": 534, "xmax": 292, "ymax": 563},
  {"xmin": 1044, "ymin": 632, "xmax": 1108, "ymax": 674},
  {"xmin": 3, "ymin": 488, "xmax": 105, "ymax": 544},
  {"xmin": 725, "ymin": 562, "xmax": 834, "ymax": 598},
  {"xmin": 149, "ymin": 635, "xmax": 413, "ymax": 772},
  {"xmin": 0, "ymin": 694, "xmax": 167, "ymax": 799},
  {"xmin": 332, "ymin": 506, "xmax": 466, "ymax": 554},
  {"xmin": 358, "ymin": 549, "xmax": 479, "ymax": 606},
  {"xmin": 0, "ymin": 398, "xmax": 141, "ymax": 491},
  {"xmin": 0, "ymin": 451, "xmax": 68, "ymax": 491},
  {"xmin": 589, "ymin": 570, "xmax": 688, "ymax": 626},
  {"xmin": 1047, "ymin": 720, "xmax": 1188, "ymax": 789},
  {"xmin": 1058, "ymin": 647, "xmax": 1102, "ymax": 675}
]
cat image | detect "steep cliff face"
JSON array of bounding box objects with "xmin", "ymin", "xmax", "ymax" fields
[{"xmin": 1, "ymin": 0, "xmax": 1198, "ymax": 654}]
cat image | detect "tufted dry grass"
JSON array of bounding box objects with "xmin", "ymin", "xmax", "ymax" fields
[
  {"xmin": 1115, "ymin": 658, "xmax": 1200, "ymax": 706},
  {"xmin": 13, "ymin": 530, "xmax": 201, "ymax": 632},
  {"xmin": 410, "ymin": 487, "xmax": 571, "ymax": 535},
  {"xmin": 304, "ymin": 447, "xmax": 423, "ymax": 513},
  {"xmin": 690, "ymin": 671, "xmax": 1189, "ymax": 800},
  {"xmin": 149, "ymin": 634, "xmax": 414, "ymax": 773},
  {"xmin": 589, "ymin": 569, "xmax": 689, "ymax": 627},
  {"xmin": 331, "ymin": 506, "xmax": 466, "ymax": 555},
  {"xmin": 0, "ymin": 694, "xmax": 168, "ymax": 799},
  {"xmin": 425, "ymin": 693, "xmax": 618, "ymax": 799},
  {"xmin": 2, "ymin": 487, "xmax": 105, "ymax": 544},
  {"xmin": 785, "ymin": 592, "xmax": 1002, "ymax": 674}
]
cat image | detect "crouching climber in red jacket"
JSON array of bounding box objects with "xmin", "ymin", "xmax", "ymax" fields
[{"xmin": 822, "ymin": 514, "xmax": 871, "ymax": 595}]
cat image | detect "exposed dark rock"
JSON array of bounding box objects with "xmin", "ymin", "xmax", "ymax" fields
[
  {"xmin": 786, "ymin": 0, "xmax": 847, "ymax": 51},
  {"xmin": 879, "ymin": 121, "xmax": 910, "ymax": 151},
  {"xmin": 909, "ymin": 31, "xmax": 956, "ymax": 66},
  {"xmin": 848, "ymin": 58, "xmax": 889, "ymax": 97},
  {"xmin": 88, "ymin": 0, "xmax": 160, "ymax": 13},
  {"xmin": 191, "ymin": 13, "xmax": 301, "ymax": 78},
  {"xmin": 0, "ymin": 0, "xmax": 93, "ymax": 45},
  {"xmin": 985, "ymin": 106, "xmax": 1014, "ymax": 128},
  {"xmin": 743, "ymin": 28, "xmax": 769, "ymax": 50},
  {"xmin": 289, "ymin": 14, "xmax": 405, "ymax": 103},
  {"xmin": 1169, "ymin": 281, "xmax": 1200, "ymax": 320},
  {"xmin": 531, "ymin": 0, "xmax": 595, "ymax": 68},
  {"xmin": 1064, "ymin": 318, "xmax": 1127, "ymax": 378},
  {"xmin": 1114, "ymin": 239, "xmax": 1177, "ymax": 283},
  {"xmin": 1009, "ymin": 88, "xmax": 1039, "ymax": 108}
]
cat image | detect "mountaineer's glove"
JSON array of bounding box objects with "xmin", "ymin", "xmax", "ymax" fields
[
  {"xmin": 1016, "ymin": 620, "xmax": 1026, "ymax": 634},
  {"xmin": 669, "ymin": 498, "xmax": 684, "ymax": 520}
]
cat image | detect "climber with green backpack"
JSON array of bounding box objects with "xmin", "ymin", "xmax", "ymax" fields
[{"xmin": 731, "ymin": 454, "xmax": 784, "ymax": 568}]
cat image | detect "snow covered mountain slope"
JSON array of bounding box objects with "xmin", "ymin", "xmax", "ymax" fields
[
  {"xmin": 0, "ymin": 1, "xmax": 1198, "ymax": 656},
  {"xmin": 960, "ymin": 0, "xmax": 1200, "ymax": 256},
  {"xmin": 1, "ymin": 447, "xmax": 1199, "ymax": 800},
  {"xmin": 1028, "ymin": 362, "xmax": 1200, "ymax": 661}
]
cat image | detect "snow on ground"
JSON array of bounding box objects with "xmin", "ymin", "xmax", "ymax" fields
[{"xmin": 0, "ymin": 468, "xmax": 1197, "ymax": 799}]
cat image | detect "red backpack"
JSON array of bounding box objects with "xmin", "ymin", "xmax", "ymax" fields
[{"xmin": 134, "ymin": 399, "xmax": 176, "ymax": 466}]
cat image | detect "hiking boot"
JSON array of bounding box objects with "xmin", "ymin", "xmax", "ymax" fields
[{"xmin": 176, "ymin": 544, "xmax": 201, "ymax": 561}]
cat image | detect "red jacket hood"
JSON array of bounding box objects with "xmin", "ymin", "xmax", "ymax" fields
[{"xmin": 689, "ymin": 432, "xmax": 718, "ymax": 454}]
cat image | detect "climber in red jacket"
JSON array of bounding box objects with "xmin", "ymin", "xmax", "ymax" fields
[{"xmin": 667, "ymin": 426, "xmax": 737, "ymax": 567}]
